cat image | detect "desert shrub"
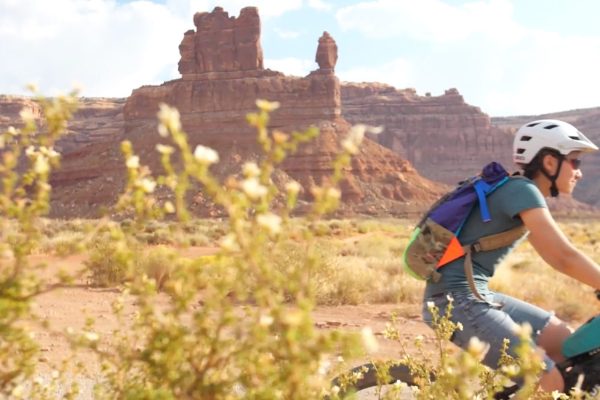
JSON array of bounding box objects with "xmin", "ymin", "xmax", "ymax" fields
[
  {"xmin": 74, "ymin": 101, "xmax": 375, "ymax": 399},
  {"xmin": 85, "ymin": 229, "xmax": 136, "ymax": 287},
  {"xmin": 135, "ymin": 245, "xmax": 179, "ymax": 291},
  {"xmin": 0, "ymin": 88, "xmax": 79, "ymax": 396},
  {"xmin": 39, "ymin": 230, "xmax": 86, "ymax": 256},
  {"xmin": 3, "ymin": 90, "xmax": 597, "ymax": 399}
]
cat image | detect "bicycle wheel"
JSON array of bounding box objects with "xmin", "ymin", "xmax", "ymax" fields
[
  {"xmin": 330, "ymin": 362, "xmax": 418, "ymax": 396},
  {"xmin": 329, "ymin": 362, "xmax": 520, "ymax": 400}
]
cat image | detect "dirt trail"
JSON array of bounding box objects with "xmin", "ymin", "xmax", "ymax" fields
[{"xmin": 24, "ymin": 248, "xmax": 438, "ymax": 398}]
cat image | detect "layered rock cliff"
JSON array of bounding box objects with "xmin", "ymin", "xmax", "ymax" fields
[
  {"xmin": 5, "ymin": 6, "xmax": 442, "ymax": 218},
  {"xmin": 341, "ymin": 83, "xmax": 515, "ymax": 184}
]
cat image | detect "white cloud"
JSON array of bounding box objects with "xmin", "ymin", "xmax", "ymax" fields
[
  {"xmin": 479, "ymin": 32, "xmax": 600, "ymax": 116},
  {"xmin": 264, "ymin": 57, "xmax": 314, "ymax": 77},
  {"xmin": 338, "ymin": 58, "xmax": 414, "ymax": 89},
  {"xmin": 336, "ymin": 0, "xmax": 523, "ymax": 45},
  {"xmin": 273, "ymin": 27, "xmax": 301, "ymax": 39},
  {"xmin": 334, "ymin": 0, "xmax": 600, "ymax": 115},
  {"xmin": 1, "ymin": 0, "xmax": 187, "ymax": 97},
  {"xmin": 308, "ymin": 0, "xmax": 333, "ymax": 11},
  {"xmin": 174, "ymin": 0, "xmax": 303, "ymax": 19}
]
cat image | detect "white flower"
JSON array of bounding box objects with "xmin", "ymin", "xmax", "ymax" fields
[
  {"xmin": 139, "ymin": 178, "xmax": 156, "ymax": 193},
  {"xmin": 256, "ymin": 99, "xmax": 280, "ymax": 112},
  {"xmin": 415, "ymin": 335, "xmax": 424, "ymax": 344},
  {"xmin": 11, "ymin": 385, "xmax": 24, "ymax": 397},
  {"xmin": 7, "ymin": 126, "xmax": 18, "ymax": 136},
  {"xmin": 19, "ymin": 108, "xmax": 35, "ymax": 124},
  {"xmin": 341, "ymin": 137, "xmax": 359, "ymax": 155},
  {"xmin": 501, "ymin": 364, "xmax": 520, "ymax": 376},
  {"xmin": 256, "ymin": 213, "xmax": 282, "ymax": 235},
  {"xmin": 330, "ymin": 386, "xmax": 340, "ymax": 395},
  {"xmin": 242, "ymin": 161, "xmax": 260, "ymax": 178},
  {"xmin": 456, "ymin": 322, "xmax": 464, "ymax": 331},
  {"xmin": 164, "ymin": 201, "xmax": 175, "ymax": 214},
  {"xmin": 219, "ymin": 233, "xmax": 240, "ymax": 252},
  {"xmin": 41, "ymin": 146, "xmax": 60, "ymax": 159},
  {"xmin": 157, "ymin": 103, "xmax": 181, "ymax": 135},
  {"xmin": 318, "ymin": 357, "xmax": 331, "ymax": 375},
  {"xmin": 193, "ymin": 145, "xmax": 219, "ymax": 165},
  {"xmin": 513, "ymin": 322, "xmax": 533, "ymax": 338},
  {"xmin": 361, "ymin": 326, "xmax": 379, "ymax": 353},
  {"xmin": 34, "ymin": 155, "xmax": 49, "ymax": 174},
  {"xmin": 467, "ymin": 336, "xmax": 490, "ymax": 360},
  {"xmin": 352, "ymin": 371, "xmax": 364, "ymax": 380},
  {"xmin": 336, "ymin": 356, "xmax": 344, "ymax": 363},
  {"xmin": 394, "ymin": 380, "xmax": 408, "ymax": 389},
  {"xmin": 259, "ymin": 314, "xmax": 274, "ymax": 327},
  {"xmin": 285, "ymin": 181, "xmax": 301, "ymax": 195},
  {"xmin": 349, "ymin": 124, "xmax": 366, "ymax": 145},
  {"xmin": 156, "ymin": 144, "xmax": 174, "ymax": 154},
  {"xmin": 126, "ymin": 155, "xmax": 139, "ymax": 169},
  {"xmin": 325, "ymin": 187, "xmax": 341, "ymax": 201},
  {"xmin": 84, "ymin": 331, "xmax": 99, "ymax": 342},
  {"xmin": 157, "ymin": 124, "xmax": 169, "ymax": 137},
  {"xmin": 242, "ymin": 178, "xmax": 268, "ymax": 200},
  {"xmin": 25, "ymin": 145, "xmax": 36, "ymax": 157},
  {"xmin": 426, "ymin": 301, "xmax": 435, "ymax": 309}
]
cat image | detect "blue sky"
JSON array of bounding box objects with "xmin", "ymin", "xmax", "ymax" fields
[{"xmin": 2, "ymin": 0, "xmax": 600, "ymax": 116}]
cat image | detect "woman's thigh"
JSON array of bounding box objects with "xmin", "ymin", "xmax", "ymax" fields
[{"xmin": 422, "ymin": 291, "xmax": 555, "ymax": 370}]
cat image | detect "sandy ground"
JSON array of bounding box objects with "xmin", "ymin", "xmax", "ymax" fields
[{"xmin": 22, "ymin": 248, "xmax": 439, "ymax": 399}]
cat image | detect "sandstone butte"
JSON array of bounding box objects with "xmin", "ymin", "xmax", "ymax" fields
[
  {"xmin": 1, "ymin": 6, "xmax": 444, "ymax": 219},
  {"xmin": 1, "ymin": 6, "xmax": 598, "ymax": 217}
]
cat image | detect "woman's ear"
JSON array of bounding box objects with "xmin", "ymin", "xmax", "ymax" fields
[{"xmin": 541, "ymin": 153, "xmax": 558, "ymax": 174}]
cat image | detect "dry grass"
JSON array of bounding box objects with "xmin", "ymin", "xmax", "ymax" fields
[{"xmin": 35, "ymin": 216, "xmax": 600, "ymax": 322}]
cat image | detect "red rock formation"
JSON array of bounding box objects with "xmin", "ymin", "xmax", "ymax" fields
[
  {"xmin": 1, "ymin": 7, "xmax": 480, "ymax": 218},
  {"xmin": 178, "ymin": 6, "xmax": 263, "ymax": 75},
  {"xmin": 341, "ymin": 83, "xmax": 515, "ymax": 184},
  {"xmin": 120, "ymin": 7, "xmax": 442, "ymax": 217},
  {"xmin": 315, "ymin": 31, "xmax": 338, "ymax": 71}
]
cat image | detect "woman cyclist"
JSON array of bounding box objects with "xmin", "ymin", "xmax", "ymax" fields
[{"xmin": 422, "ymin": 119, "xmax": 600, "ymax": 392}]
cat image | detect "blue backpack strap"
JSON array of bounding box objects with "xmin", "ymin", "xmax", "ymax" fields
[{"xmin": 473, "ymin": 179, "xmax": 492, "ymax": 222}]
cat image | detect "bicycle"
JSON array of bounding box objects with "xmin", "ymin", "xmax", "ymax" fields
[{"xmin": 330, "ymin": 290, "xmax": 600, "ymax": 399}]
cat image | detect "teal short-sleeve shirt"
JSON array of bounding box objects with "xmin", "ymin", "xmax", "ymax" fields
[{"xmin": 424, "ymin": 177, "xmax": 547, "ymax": 297}]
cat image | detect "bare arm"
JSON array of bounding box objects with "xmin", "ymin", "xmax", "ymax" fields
[{"xmin": 520, "ymin": 207, "xmax": 600, "ymax": 290}]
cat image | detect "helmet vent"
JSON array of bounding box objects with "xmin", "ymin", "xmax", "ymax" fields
[
  {"xmin": 516, "ymin": 148, "xmax": 526, "ymax": 154},
  {"xmin": 520, "ymin": 135, "xmax": 532, "ymax": 141},
  {"xmin": 569, "ymin": 136, "xmax": 581, "ymax": 140},
  {"xmin": 526, "ymin": 122, "xmax": 540, "ymax": 127},
  {"xmin": 544, "ymin": 124, "xmax": 559, "ymax": 129}
]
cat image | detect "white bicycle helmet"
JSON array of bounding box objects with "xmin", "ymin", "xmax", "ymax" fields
[
  {"xmin": 513, "ymin": 119, "xmax": 598, "ymax": 196},
  {"xmin": 513, "ymin": 119, "xmax": 598, "ymax": 165}
]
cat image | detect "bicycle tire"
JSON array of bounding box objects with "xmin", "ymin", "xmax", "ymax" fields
[
  {"xmin": 329, "ymin": 362, "xmax": 520, "ymax": 400},
  {"xmin": 330, "ymin": 362, "xmax": 418, "ymax": 395}
]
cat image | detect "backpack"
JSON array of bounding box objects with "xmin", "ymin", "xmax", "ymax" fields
[{"xmin": 402, "ymin": 162, "xmax": 527, "ymax": 303}]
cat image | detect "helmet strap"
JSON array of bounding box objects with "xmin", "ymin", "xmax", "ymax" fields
[{"xmin": 540, "ymin": 156, "xmax": 563, "ymax": 197}]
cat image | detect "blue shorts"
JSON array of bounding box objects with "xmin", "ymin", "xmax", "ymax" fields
[{"xmin": 422, "ymin": 291, "xmax": 555, "ymax": 371}]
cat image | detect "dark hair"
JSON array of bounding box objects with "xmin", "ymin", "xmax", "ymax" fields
[{"xmin": 521, "ymin": 148, "xmax": 561, "ymax": 179}]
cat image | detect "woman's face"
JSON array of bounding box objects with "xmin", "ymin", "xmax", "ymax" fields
[{"xmin": 555, "ymin": 151, "xmax": 583, "ymax": 194}]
